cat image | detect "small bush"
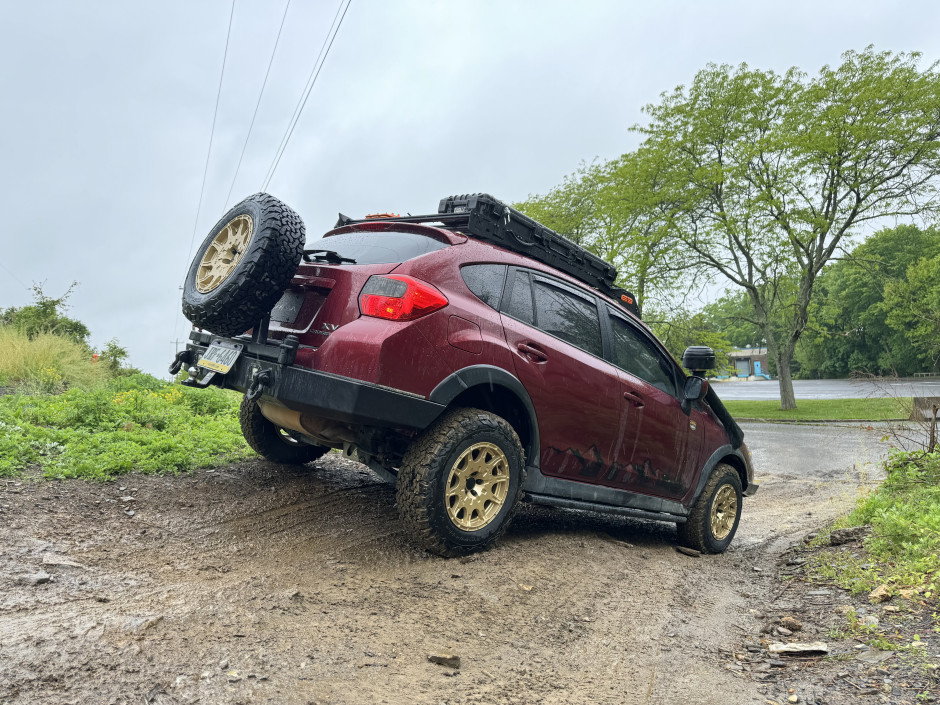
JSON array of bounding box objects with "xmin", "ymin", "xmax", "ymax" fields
[{"xmin": 0, "ymin": 327, "xmax": 106, "ymax": 392}]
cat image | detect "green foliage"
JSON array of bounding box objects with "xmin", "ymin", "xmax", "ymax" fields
[
  {"xmin": 0, "ymin": 282, "xmax": 90, "ymax": 345},
  {"xmin": 814, "ymin": 451, "xmax": 940, "ymax": 603},
  {"xmin": 0, "ymin": 327, "xmax": 106, "ymax": 393},
  {"xmin": 516, "ymin": 149, "xmax": 688, "ymax": 317},
  {"xmin": 644, "ymin": 306, "xmax": 734, "ymax": 374},
  {"xmin": 883, "ymin": 253, "xmax": 940, "ymax": 373},
  {"xmin": 0, "ymin": 374, "xmax": 251, "ymax": 479},
  {"xmin": 850, "ymin": 451, "xmax": 940, "ymax": 595},
  {"xmin": 796, "ymin": 225, "xmax": 940, "ymax": 377},
  {"xmin": 635, "ymin": 48, "xmax": 940, "ymax": 407}
]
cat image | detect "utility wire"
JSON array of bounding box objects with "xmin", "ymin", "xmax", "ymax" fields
[
  {"xmin": 174, "ymin": 0, "xmax": 236, "ymax": 368},
  {"xmin": 223, "ymin": 0, "xmax": 293, "ymax": 210},
  {"xmin": 0, "ymin": 260, "xmax": 29, "ymax": 290},
  {"xmin": 261, "ymin": 0, "xmax": 352, "ymax": 192},
  {"xmin": 184, "ymin": 0, "xmax": 237, "ymax": 270}
]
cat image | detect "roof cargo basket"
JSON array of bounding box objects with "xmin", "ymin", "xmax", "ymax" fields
[
  {"xmin": 335, "ymin": 193, "xmax": 640, "ymax": 318},
  {"xmin": 439, "ymin": 194, "xmax": 639, "ymax": 318}
]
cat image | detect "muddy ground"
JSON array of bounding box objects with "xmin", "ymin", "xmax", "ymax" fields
[{"xmin": 1, "ymin": 422, "xmax": 936, "ymax": 704}]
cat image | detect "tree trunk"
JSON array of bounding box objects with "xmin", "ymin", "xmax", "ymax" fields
[{"xmin": 775, "ymin": 348, "xmax": 797, "ymax": 410}]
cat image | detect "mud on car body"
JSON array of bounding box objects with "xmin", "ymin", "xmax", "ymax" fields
[{"xmin": 172, "ymin": 192, "xmax": 757, "ymax": 557}]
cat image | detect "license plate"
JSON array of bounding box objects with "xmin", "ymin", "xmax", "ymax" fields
[{"xmin": 197, "ymin": 341, "xmax": 243, "ymax": 374}]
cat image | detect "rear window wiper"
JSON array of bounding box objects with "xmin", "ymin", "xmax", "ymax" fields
[{"xmin": 303, "ymin": 249, "xmax": 357, "ymax": 265}]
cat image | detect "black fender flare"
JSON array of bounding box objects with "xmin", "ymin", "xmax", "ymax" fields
[
  {"xmin": 688, "ymin": 444, "xmax": 752, "ymax": 508},
  {"xmin": 429, "ymin": 365, "xmax": 540, "ymax": 467}
]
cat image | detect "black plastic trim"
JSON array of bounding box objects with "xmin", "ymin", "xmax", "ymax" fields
[
  {"xmin": 428, "ymin": 365, "xmax": 540, "ymax": 467},
  {"xmin": 689, "ymin": 444, "xmax": 754, "ymax": 506},
  {"xmin": 520, "ymin": 465, "xmax": 689, "ymax": 517}
]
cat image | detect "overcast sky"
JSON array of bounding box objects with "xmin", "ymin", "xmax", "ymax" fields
[{"xmin": 1, "ymin": 0, "xmax": 938, "ymax": 377}]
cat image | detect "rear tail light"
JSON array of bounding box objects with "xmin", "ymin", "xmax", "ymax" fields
[{"xmin": 359, "ymin": 275, "xmax": 448, "ymax": 321}]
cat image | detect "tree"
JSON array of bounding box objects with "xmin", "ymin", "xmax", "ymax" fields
[
  {"xmin": 883, "ymin": 253, "xmax": 940, "ymax": 373},
  {"xmin": 636, "ymin": 48, "xmax": 940, "ymax": 408},
  {"xmin": 0, "ymin": 282, "xmax": 90, "ymax": 345},
  {"xmin": 796, "ymin": 225, "xmax": 940, "ymax": 377},
  {"xmin": 518, "ymin": 149, "xmax": 689, "ymax": 317}
]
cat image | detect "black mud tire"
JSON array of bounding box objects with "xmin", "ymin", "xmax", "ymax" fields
[
  {"xmin": 182, "ymin": 193, "xmax": 305, "ymax": 337},
  {"xmin": 677, "ymin": 463, "xmax": 743, "ymax": 554},
  {"xmin": 239, "ymin": 396, "xmax": 329, "ymax": 465},
  {"xmin": 396, "ymin": 408, "xmax": 525, "ymax": 557}
]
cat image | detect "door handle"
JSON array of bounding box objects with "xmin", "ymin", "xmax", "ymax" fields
[
  {"xmin": 516, "ymin": 342, "xmax": 548, "ymax": 363},
  {"xmin": 623, "ymin": 390, "xmax": 644, "ymax": 407}
]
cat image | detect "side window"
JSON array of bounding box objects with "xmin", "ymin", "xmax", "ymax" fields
[
  {"xmin": 608, "ymin": 311, "xmax": 678, "ymax": 396},
  {"xmin": 460, "ymin": 264, "xmax": 507, "ymax": 309},
  {"xmin": 505, "ymin": 269, "xmax": 535, "ymax": 325},
  {"xmin": 532, "ymin": 278, "xmax": 603, "ymax": 358}
]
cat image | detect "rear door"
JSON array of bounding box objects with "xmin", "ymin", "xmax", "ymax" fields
[
  {"xmin": 602, "ymin": 309, "xmax": 704, "ymax": 501},
  {"xmin": 498, "ymin": 268, "xmax": 622, "ymax": 480}
]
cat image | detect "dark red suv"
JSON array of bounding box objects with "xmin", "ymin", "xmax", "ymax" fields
[{"xmin": 173, "ymin": 193, "xmax": 757, "ymax": 556}]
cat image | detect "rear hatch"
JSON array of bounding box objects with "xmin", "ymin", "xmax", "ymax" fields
[{"xmin": 267, "ymin": 223, "xmax": 462, "ymax": 346}]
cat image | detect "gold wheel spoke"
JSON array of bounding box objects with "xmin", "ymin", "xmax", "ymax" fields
[
  {"xmin": 195, "ymin": 215, "xmax": 253, "ymax": 293},
  {"xmin": 445, "ymin": 441, "xmax": 510, "ymax": 532}
]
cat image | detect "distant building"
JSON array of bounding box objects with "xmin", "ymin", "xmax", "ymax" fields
[{"xmin": 728, "ymin": 346, "xmax": 770, "ymax": 378}]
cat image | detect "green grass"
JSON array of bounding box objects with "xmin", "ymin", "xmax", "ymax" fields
[
  {"xmin": 807, "ymin": 451, "xmax": 940, "ymax": 617},
  {"xmin": 724, "ymin": 396, "xmax": 912, "ymax": 421},
  {"xmin": 0, "ymin": 373, "xmax": 252, "ymax": 479},
  {"xmin": 0, "ymin": 327, "xmax": 106, "ymax": 392}
]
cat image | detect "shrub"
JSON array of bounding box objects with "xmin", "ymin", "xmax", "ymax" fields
[{"xmin": 0, "ymin": 327, "xmax": 106, "ymax": 392}]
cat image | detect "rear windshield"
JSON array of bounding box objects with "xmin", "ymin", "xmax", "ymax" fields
[{"xmin": 310, "ymin": 230, "xmax": 449, "ymax": 265}]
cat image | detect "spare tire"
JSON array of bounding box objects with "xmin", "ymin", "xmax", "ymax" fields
[{"xmin": 182, "ymin": 193, "xmax": 305, "ymax": 337}]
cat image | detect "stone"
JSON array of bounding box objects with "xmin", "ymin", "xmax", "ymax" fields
[
  {"xmin": 675, "ymin": 546, "xmax": 700, "ymax": 557},
  {"xmin": 780, "ymin": 616, "xmax": 802, "ymax": 631},
  {"xmin": 122, "ymin": 615, "xmax": 163, "ymax": 634},
  {"xmin": 829, "ymin": 526, "xmax": 870, "ymax": 546},
  {"xmin": 17, "ymin": 571, "xmax": 52, "ymax": 586},
  {"xmin": 869, "ymin": 585, "xmax": 891, "ymax": 603},
  {"xmin": 776, "ymin": 627, "xmax": 793, "ymax": 636},
  {"xmin": 428, "ymin": 653, "xmax": 461, "ymax": 669},
  {"xmin": 860, "ymin": 614, "xmax": 879, "ymax": 627},
  {"xmin": 768, "ymin": 642, "xmax": 829, "ymax": 656},
  {"xmin": 42, "ymin": 554, "xmax": 86, "ymax": 569}
]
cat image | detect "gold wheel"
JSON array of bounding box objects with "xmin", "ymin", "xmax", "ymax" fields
[
  {"xmin": 196, "ymin": 214, "xmax": 253, "ymax": 293},
  {"xmin": 710, "ymin": 484, "xmax": 738, "ymax": 541},
  {"xmin": 445, "ymin": 442, "xmax": 510, "ymax": 532}
]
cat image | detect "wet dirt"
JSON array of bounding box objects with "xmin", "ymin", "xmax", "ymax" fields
[{"xmin": 0, "ymin": 422, "xmax": 916, "ymax": 704}]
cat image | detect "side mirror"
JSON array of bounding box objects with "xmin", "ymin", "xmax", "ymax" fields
[
  {"xmin": 683, "ymin": 375, "xmax": 709, "ymax": 402},
  {"xmin": 681, "ymin": 375, "xmax": 709, "ymax": 415},
  {"xmin": 682, "ymin": 345, "xmax": 716, "ymax": 376}
]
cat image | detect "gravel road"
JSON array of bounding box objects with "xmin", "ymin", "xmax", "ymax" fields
[{"xmin": 0, "ymin": 423, "xmax": 898, "ymax": 704}]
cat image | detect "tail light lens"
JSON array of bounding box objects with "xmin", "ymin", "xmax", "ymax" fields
[{"xmin": 359, "ymin": 275, "xmax": 448, "ymax": 321}]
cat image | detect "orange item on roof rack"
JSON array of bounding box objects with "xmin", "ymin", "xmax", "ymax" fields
[{"xmin": 364, "ymin": 212, "xmax": 401, "ymax": 219}]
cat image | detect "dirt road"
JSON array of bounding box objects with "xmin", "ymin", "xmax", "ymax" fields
[{"xmin": 0, "ymin": 423, "xmax": 894, "ymax": 704}]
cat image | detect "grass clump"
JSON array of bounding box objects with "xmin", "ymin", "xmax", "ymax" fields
[
  {"xmin": 0, "ymin": 373, "xmax": 251, "ymax": 479},
  {"xmin": 0, "ymin": 327, "xmax": 107, "ymax": 393},
  {"xmin": 808, "ymin": 451, "xmax": 940, "ymax": 613},
  {"xmin": 723, "ymin": 396, "xmax": 911, "ymax": 421}
]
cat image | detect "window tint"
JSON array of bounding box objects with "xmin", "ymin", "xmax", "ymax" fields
[
  {"xmin": 312, "ymin": 230, "xmax": 448, "ymax": 265},
  {"xmin": 505, "ymin": 270, "xmax": 534, "ymax": 324},
  {"xmin": 461, "ymin": 264, "xmax": 507, "ymax": 309},
  {"xmin": 608, "ymin": 311, "xmax": 677, "ymax": 395},
  {"xmin": 532, "ymin": 279, "xmax": 602, "ymax": 357}
]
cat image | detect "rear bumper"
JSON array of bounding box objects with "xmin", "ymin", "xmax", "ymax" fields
[{"xmin": 182, "ymin": 331, "xmax": 445, "ymax": 430}]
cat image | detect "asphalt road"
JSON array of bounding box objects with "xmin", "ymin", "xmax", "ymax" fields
[{"xmin": 711, "ymin": 377, "xmax": 940, "ymax": 400}]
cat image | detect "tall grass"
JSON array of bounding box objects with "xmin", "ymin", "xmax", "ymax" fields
[{"xmin": 0, "ymin": 327, "xmax": 106, "ymax": 392}]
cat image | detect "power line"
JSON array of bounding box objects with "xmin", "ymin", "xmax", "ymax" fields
[
  {"xmin": 0, "ymin": 260, "xmax": 29, "ymax": 290},
  {"xmin": 184, "ymin": 0, "xmax": 237, "ymax": 270},
  {"xmin": 223, "ymin": 0, "xmax": 293, "ymax": 210},
  {"xmin": 261, "ymin": 0, "xmax": 352, "ymax": 192}
]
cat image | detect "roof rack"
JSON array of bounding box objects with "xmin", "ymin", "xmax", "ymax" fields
[{"xmin": 336, "ymin": 193, "xmax": 640, "ymax": 318}]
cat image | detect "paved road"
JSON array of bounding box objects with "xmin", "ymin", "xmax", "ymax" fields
[{"xmin": 711, "ymin": 377, "xmax": 940, "ymax": 400}]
